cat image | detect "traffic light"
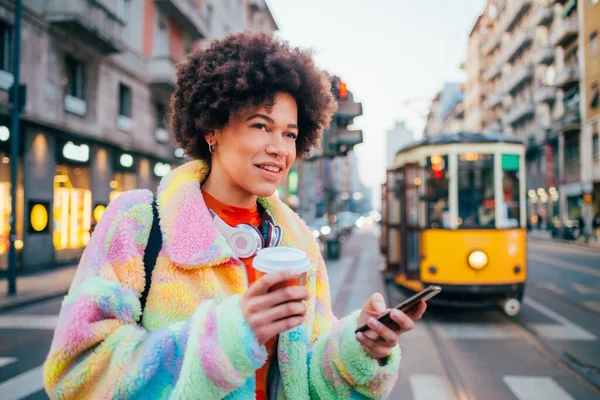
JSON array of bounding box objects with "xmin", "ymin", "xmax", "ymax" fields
[{"xmin": 330, "ymin": 76, "xmax": 363, "ymax": 156}]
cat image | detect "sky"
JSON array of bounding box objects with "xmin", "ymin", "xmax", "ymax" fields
[{"xmin": 267, "ymin": 0, "xmax": 486, "ymax": 205}]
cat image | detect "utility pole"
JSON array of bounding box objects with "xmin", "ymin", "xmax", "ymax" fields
[{"xmin": 8, "ymin": 0, "xmax": 22, "ymax": 296}]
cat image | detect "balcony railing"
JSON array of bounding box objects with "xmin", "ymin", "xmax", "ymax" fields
[
  {"xmin": 505, "ymin": 0, "xmax": 533, "ymax": 33},
  {"xmin": 504, "ymin": 64, "xmax": 534, "ymax": 95},
  {"xmin": 503, "ymin": 29, "xmax": 533, "ymax": 64},
  {"xmin": 550, "ymin": 16, "xmax": 578, "ymax": 48},
  {"xmin": 484, "ymin": 32, "xmax": 502, "ymax": 55},
  {"xmin": 535, "ymin": 47, "xmax": 554, "ymax": 65},
  {"xmin": 532, "ymin": 6, "xmax": 553, "ymax": 26},
  {"xmin": 155, "ymin": 0, "xmax": 209, "ymax": 40},
  {"xmin": 148, "ymin": 57, "xmax": 177, "ymax": 90},
  {"xmin": 534, "ymin": 85, "xmax": 556, "ymax": 104},
  {"xmin": 505, "ymin": 99, "xmax": 535, "ymax": 126},
  {"xmin": 485, "ymin": 92, "xmax": 504, "ymax": 109},
  {"xmin": 564, "ymin": 160, "xmax": 581, "ymax": 183},
  {"xmin": 555, "ymin": 65, "xmax": 579, "ymax": 90},
  {"xmin": 485, "ymin": 61, "xmax": 502, "ymax": 82},
  {"xmin": 551, "ymin": 111, "xmax": 581, "ymax": 137},
  {"xmin": 44, "ymin": 0, "xmax": 124, "ymax": 54}
]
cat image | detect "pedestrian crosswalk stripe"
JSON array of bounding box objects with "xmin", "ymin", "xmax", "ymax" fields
[
  {"xmin": 0, "ymin": 315, "xmax": 58, "ymax": 330},
  {"xmin": 409, "ymin": 374, "xmax": 457, "ymax": 400},
  {"xmin": 0, "ymin": 365, "xmax": 44, "ymax": 400},
  {"xmin": 434, "ymin": 322, "xmax": 522, "ymax": 339},
  {"xmin": 525, "ymin": 298, "xmax": 597, "ymax": 340},
  {"xmin": 0, "ymin": 357, "xmax": 17, "ymax": 368},
  {"xmin": 503, "ymin": 376, "xmax": 575, "ymax": 400}
]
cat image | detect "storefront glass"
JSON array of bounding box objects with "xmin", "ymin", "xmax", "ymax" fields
[
  {"xmin": 53, "ymin": 165, "xmax": 92, "ymax": 252},
  {"xmin": 0, "ymin": 155, "xmax": 24, "ymax": 271}
]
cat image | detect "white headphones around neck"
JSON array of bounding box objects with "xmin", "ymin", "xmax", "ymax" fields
[{"xmin": 209, "ymin": 208, "xmax": 282, "ymax": 258}]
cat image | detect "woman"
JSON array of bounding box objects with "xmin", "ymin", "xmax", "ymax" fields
[{"xmin": 43, "ymin": 32, "xmax": 426, "ymax": 399}]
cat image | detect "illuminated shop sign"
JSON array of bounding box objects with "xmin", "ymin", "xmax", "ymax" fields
[
  {"xmin": 29, "ymin": 201, "xmax": 50, "ymax": 233},
  {"xmin": 120, "ymin": 153, "xmax": 134, "ymax": 168},
  {"xmin": 62, "ymin": 141, "xmax": 90, "ymax": 163},
  {"xmin": 154, "ymin": 162, "xmax": 171, "ymax": 177},
  {"xmin": 0, "ymin": 126, "xmax": 9, "ymax": 142}
]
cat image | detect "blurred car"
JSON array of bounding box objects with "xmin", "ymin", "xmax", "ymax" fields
[{"xmin": 337, "ymin": 212, "xmax": 360, "ymax": 235}]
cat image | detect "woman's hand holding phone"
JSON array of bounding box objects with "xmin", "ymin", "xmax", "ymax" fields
[{"xmin": 355, "ymin": 293, "xmax": 427, "ymax": 360}]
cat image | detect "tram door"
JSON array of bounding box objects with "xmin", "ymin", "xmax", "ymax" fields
[
  {"xmin": 384, "ymin": 169, "xmax": 402, "ymax": 275},
  {"xmin": 401, "ymin": 164, "xmax": 421, "ymax": 280}
]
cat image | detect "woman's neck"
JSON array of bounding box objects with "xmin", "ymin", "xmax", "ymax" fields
[{"xmin": 202, "ymin": 164, "xmax": 258, "ymax": 209}]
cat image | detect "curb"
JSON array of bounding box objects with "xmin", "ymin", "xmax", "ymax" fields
[
  {"xmin": 527, "ymin": 236, "xmax": 600, "ymax": 250},
  {"xmin": 0, "ymin": 290, "xmax": 68, "ymax": 313}
]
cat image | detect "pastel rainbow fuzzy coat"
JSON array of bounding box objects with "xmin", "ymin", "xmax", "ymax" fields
[{"xmin": 43, "ymin": 160, "xmax": 401, "ymax": 399}]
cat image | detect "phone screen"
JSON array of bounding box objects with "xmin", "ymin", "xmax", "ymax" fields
[{"xmin": 355, "ymin": 285, "xmax": 441, "ymax": 334}]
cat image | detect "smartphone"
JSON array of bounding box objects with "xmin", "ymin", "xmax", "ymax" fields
[{"xmin": 355, "ymin": 285, "xmax": 442, "ymax": 334}]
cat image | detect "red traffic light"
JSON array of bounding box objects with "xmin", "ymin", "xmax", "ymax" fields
[{"xmin": 333, "ymin": 77, "xmax": 348, "ymax": 100}]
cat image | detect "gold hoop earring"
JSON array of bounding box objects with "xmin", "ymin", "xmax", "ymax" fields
[{"xmin": 209, "ymin": 143, "xmax": 215, "ymax": 154}]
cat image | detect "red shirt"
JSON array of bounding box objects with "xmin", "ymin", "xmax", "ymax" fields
[{"xmin": 202, "ymin": 190, "xmax": 276, "ymax": 400}]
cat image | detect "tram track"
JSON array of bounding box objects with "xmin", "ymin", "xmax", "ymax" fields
[
  {"xmin": 382, "ymin": 280, "xmax": 477, "ymax": 400},
  {"xmin": 497, "ymin": 306, "xmax": 600, "ymax": 392}
]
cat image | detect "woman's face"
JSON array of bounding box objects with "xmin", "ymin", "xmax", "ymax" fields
[{"xmin": 207, "ymin": 92, "xmax": 299, "ymax": 200}]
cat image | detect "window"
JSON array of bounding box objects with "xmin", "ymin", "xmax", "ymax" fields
[
  {"xmin": 591, "ymin": 81, "xmax": 599, "ymax": 109},
  {"xmin": 501, "ymin": 154, "xmax": 521, "ymax": 228},
  {"xmin": 156, "ymin": 21, "xmax": 168, "ymax": 57},
  {"xmin": 458, "ymin": 153, "xmax": 495, "ymax": 229},
  {"xmin": 118, "ymin": 0, "xmax": 131, "ymax": 41},
  {"xmin": 119, "ymin": 84, "xmax": 132, "ymax": 117},
  {"xmin": 590, "ymin": 31, "xmax": 599, "ymax": 59},
  {"xmin": 593, "ymin": 134, "xmax": 599, "ymax": 158},
  {"xmin": 156, "ymin": 103, "xmax": 166, "ymax": 129},
  {"xmin": 425, "ymin": 155, "xmax": 450, "ymax": 228},
  {"xmin": 66, "ymin": 56, "xmax": 85, "ymax": 99},
  {"xmin": 0, "ymin": 21, "xmax": 11, "ymax": 72}
]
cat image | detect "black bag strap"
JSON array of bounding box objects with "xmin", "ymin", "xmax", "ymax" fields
[{"xmin": 140, "ymin": 196, "xmax": 162, "ymax": 318}]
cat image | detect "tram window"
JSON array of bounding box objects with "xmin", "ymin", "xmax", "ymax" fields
[
  {"xmin": 501, "ymin": 154, "xmax": 521, "ymax": 228},
  {"xmin": 425, "ymin": 155, "xmax": 450, "ymax": 228},
  {"xmin": 458, "ymin": 154, "xmax": 494, "ymax": 229}
]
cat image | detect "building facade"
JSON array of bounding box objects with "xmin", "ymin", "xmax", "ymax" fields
[
  {"xmin": 0, "ymin": 0, "xmax": 277, "ymax": 272},
  {"xmin": 386, "ymin": 121, "xmax": 415, "ymax": 169},
  {"xmin": 465, "ymin": 0, "xmax": 600, "ymax": 230}
]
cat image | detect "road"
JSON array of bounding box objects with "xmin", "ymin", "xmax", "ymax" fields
[{"xmin": 0, "ymin": 227, "xmax": 599, "ymax": 399}]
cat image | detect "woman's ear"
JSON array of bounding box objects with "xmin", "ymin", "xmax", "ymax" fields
[{"xmin": 205, "ymin": 131, "xmax": 215, "ymax": 145}]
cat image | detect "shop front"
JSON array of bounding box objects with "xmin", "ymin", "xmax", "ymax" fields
[
  {"xmin": 0, "ymin": 121, "xmax": 24, "ymax": 272},
  {"xmin": 54, "ymin": 137, "xmax": 92, "ymax": 263},
  {"xmin": 110, "ymin": 151, "xmax": 139, "ymax": 202}
]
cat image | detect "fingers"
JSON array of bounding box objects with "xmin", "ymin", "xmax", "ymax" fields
[
  {"xmin": 355, "ymin": 332, "xmax": 393, "ymax": 360},
  {"xmin": 246, "ymin": 286, "xmax": 309, "ymax": 315},
  {"xmin": 258, "ymin": 299, "xmax": 307, "ymax": 323},
  {"xmin": 405, "ymin": 301, "xmax": 427, "ymax": 321},
  {"xmin": 247, "ymin": 270, "xmax": 300, "ymax": 296},
  {"xmin": 256, "ymin": 315, "xmax": 305, "ymax": 342},
  {"xmin": 366, "ymin": 317, "xmax": 399, "ymax": 346},
  {"xmin": 389, "ymin": 309, "xmax": 415, "ymax": 334}
]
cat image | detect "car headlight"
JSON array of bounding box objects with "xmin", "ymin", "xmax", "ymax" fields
[{"xmin": 468, "ymin": 250, "xmax": 488, "ymax": 270}]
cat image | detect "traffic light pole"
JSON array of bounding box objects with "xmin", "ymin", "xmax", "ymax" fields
[{"xmin": 8, "ymin": 0, "xmax": 22, "ymax": 296}]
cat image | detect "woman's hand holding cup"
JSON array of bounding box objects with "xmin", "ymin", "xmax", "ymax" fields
[{"xmin": 241, "ymin": 270, "xmax": 310, "ymax": 345}]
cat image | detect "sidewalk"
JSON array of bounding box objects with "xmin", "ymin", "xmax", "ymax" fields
[
  {"xmin": 0, "ymin": 265, "xmax": 77, "ymax": 312},
  {"xmin": 527, "ymin": 229, "xmax": 600, "ymax": 249}
]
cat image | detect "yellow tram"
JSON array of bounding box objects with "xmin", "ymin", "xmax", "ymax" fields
[{"xmin": 381, "ymin": 132, "xmax": 527, "ymax": 316}]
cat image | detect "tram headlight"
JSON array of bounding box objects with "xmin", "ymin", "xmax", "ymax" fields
[{"xmin": 468, "ymin": 250, "xmax": 488, "ymax": 270}]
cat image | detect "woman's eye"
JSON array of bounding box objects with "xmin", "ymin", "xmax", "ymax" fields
[
  {"xmin": 252, "ymin": 123, "xmax": 268, "ymax": 131},
  {"xmin": 286, "ymin": 132, "xmax": 298, "ymax": 140}
]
